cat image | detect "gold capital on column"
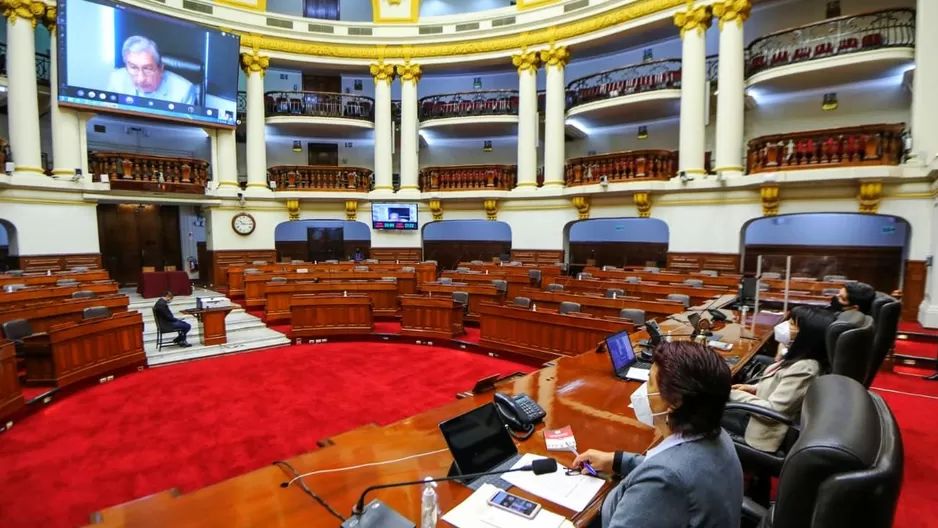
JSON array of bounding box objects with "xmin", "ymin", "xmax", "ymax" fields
[
  {"xmin": 483, "ymin": 199, "xmax": 498, "ymax": 221},
  {"xmin": 42, "ymin": 5, "xmax": 55, "ymax": 32},
  {"xmin": 634, "ymin": 192, "xmax": 652, "ymax": 218},
  {"xmin": 760, "ymin": 185, "xmax": 779, "ymax": 216},
  {"xmin": 370, "ymin": 61, "xmax": 395, "ymax": 85},
  {"xmin": 858, "ymin": 181, "xmax": 883, "ymax": 214},
  {"xmin": 673, "ymin": 3, "xmax": 712, "ymax": 39},
  {"xmin": 712, "ymin": 0, "xmax": 751, "ymax": 31},
  {"xmin": 2, "ymin": 0, "xmax": 46, "ymax": 28},
  {"xmin": 571, "ymin": 196, "xmax": 590, "ymax": 220},
  {"xmin": 429, "ymin": 199, "xmax": 443, "ymax": 221},
  {"xmin": 539, "ymin": 45, "xmax": 571, "ymax": 69},
  {"xmin": 286, "ymin": 199, "xmax": 300, "ymax": 221},
  {"xmin": 512, "ymin": 51, "xmax": 541, "ymax": 74},
  {"xmin": 239, "ymin": 51, "xmax": 270, "ymax": 77},
  {"xmin": 396, "ymin": 61, "xmax": 422, "ymax": 84},
  {"xmin": 345, "ymin": 200, "xmax": 359, "ymax": 221}
]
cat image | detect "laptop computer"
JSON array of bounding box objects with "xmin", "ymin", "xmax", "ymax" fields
[
  {"xmin": 439, "ymin": 403, "xmax": 522, "ymax": 491},
  {"xmin": 606, "ymin": 329, "xmax": 652, "ymax": 382}
]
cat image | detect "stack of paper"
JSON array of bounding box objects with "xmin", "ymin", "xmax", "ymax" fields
[
  {"xmin": 501, "ymin": 454, "xmax": 604, "ymax": 513},
  {"xmin": 442, "ymin": 483, "xmax": 568, "ymax": 528}
]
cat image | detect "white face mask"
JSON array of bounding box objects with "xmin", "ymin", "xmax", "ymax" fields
[
  {"xmin": 774, "ymin": 321, "xmax": 792, "ymax": 346},
  {"xmin": 630, "ymin": 382, "xmax": 667, "ymax": 427}
]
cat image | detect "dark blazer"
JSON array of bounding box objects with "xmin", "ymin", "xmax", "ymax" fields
[{"xmin": 153, "ymin": 298, "xmax": 178, "ymax": 332}]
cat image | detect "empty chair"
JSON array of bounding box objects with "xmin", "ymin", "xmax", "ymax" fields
[
  {"xmin": 354, "ymin": 266, "xmax": 369, "ymax": 271},
  {"xmin": 819, "ymin": 287, "xmax": 839, "ymax": 296},
  {"xmin": 71, "ymin": 266, "xmax": 89, "ymax": 272},
  {"xmin": 619, "ymin": 308, "xmax": 646, "ymax": 326},
  {"xmin": 439, "ymin": 277, "xmax": 453, "ymax": 285},
  {"xmin": 667, "ymin": 293, "xmax": 690, "ymax": 308},
  {"xmin": 7, "ymin": 270, "xmax": 23, "ymax": 276},
  {"xmin": 456, "ymin": 267, "xmax": 471, "ymax": 272},
  {"xmin": 762, "ymin": 272, "xmax": 781, "ymax": 279},
  {"xmin": 577, "ymin": 272, "xmax": 592, "ymax": 280},
  {"xmin": 625, "ymin": 276, "xmax": 641, "ymax": 284},
  {"xmin": 683, "ymin": 279, "xmax": 704, "ymax": 288},
  {"xmin": 513, "ymin": 296, "xmax": 531, "ymax": 308},
  {"xmin": 82, "ymin": 306, "xmax": 110, "ymax": 320},
  {"xmin": 605, "ymin": 288, "xmax": 625, "ymax": 298},
  {"xmin": 826, "ymin": 311, "xmax": 875, "ymax": 385},
  {"xmin": 491, "ymin": 280, "xmax": 507, "ymax": 293},
  {"xmin": 423, "ymin": 260, "xmax": 438, "ymax": 265},
  {"xmin": 699, "ymin": 270, "xmax": 718, "ymax": 277},
  {"xmin": 546, "ymin": 283, "xmax": 564, "ymax": 292},
  {"xmin": 452, "ymin": 291, "xmax": 469, "ymax": 313},
  {"xmin": 508, "ymin": 261, "xmax": 523, "ymax": 266},
  {"xmin": 365, "ymin": 259, "xmax": 379, "ymax": 264},
  {"xmin": 401, "ymin": 266, "xmax": 415, "ymax": 272},
  {"xmin": 866, "ymin": 293, "xmax": 901, "ymax": 387},
  {"xmin": 554, "ymin": 262, "xmax": 568, "ymax": 272},
  {"xmin": 643, "ymin": 266, "xmax": 660, "ymax": 273},
  {"xmin": 244, "ymin": 268, "xmax": 260, "ymax": 274},
  {"xmin": 558, "ymin": 301, "xmax": 581, "ymax": 314},
  {"xmin": 291, "ymin": 260, "xmax": 304, "ymax": 264},
  {"xmin": 823, "ymin": 274, "xmax": 847, "ymax": 282},
  {"xmin": 528, "ymin": 269, "xmax": 542, "ymax": 287},
  {"xmin": 3, "ymin": 283, "xmax": 26, "ymax": 292},
  {"xmin": 602, "ymin": 265, "xmax": 618, "ymax": 271},
  {"xmin": 270, "ymin": 277, "xmax": 287, "ymax": 283},
  {"xmin": 72, "ymin": 291, "xmax": 95, "ymax": 299},
  {"xmin": 380, "ymin": 276, "xmax": 398, "ymax": 283},
  {"xmin": 324, "ymin": 260, "xmax": 339, "ymax": 264},
  {"xmin": 466, "ymin": 270, "xmax": 482, "ymax": 274},
  {"xmin": 470, "ymin": 260, "xmax": 484, "ymax": 265},
  {"xmin": 759, "ymin": 282, "xmax": 770, "ymax": 292},
  {"xmin": 56, "ymin": 279, "xmax": 78, "ymax": 286},
  {"xmin": 252, "ymin": 260, "xmax": 267, "ymax": 265},
  {"xmin": 1, "ymin": 319, "xmax": 34, "ymax": 346}
]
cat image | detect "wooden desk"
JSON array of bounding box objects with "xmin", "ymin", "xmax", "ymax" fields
[
  {"xmin": 0, "ymin": 269, "xmax": 110, "ymax": 287},
  {"xmin": 0, "ymin": 340, "xmax": 23, "ymax": 422},
  {"xmin": 399, "ymin": 295, "xmax": 465, "ymax": 340},
  {"xmin": 0, "ymin": 283, "xmax": 120, "ymax": 309},
  {"xmin": 458, "ymin": 263, "xmax": 563, "ymax": 285},
  {"xmin": 419, "ymin": 282, "xmax": 504, "ymax": 322},
  {"xmin": 440, "ymin": 271, "xmax": 533, "ymax": 299},
  {"xmin": 229, "ymin": 262, "xmax": 435, "ymax": 296},
  {"xmin": 20, "ymin": 312, "xmax": 145, "ymax": 388},
  {"xmin": 519, "ymin": 287, "xmax": 685, "ymax": 321},
  {"xmin": 266, "ymin": 281, "xmax": 399, "ymax": 322},
  {"xmin": 291, "ymin": 294, "xmax": 374, "ymax": 339},
  {"xmin": 181, "ymin": 306, "xmax": 235, "ymax": 346},
  {"xmin": 244, "ymin": 271, "xmax": 415, "ymax": 307},
  {"xmin": 554, "ymin": 277, "xmax": 732, "ymax": 307},
  {"xmin": 0, "ymin": 294, "xmax": 130, "ymax": 334},
  {"xmin": 583, "ymin": 269, "xmax": 742, "ymax": 289}
]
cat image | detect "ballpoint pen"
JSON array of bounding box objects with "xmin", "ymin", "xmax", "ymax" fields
[{"xmin": 570, "ymin": 448, "xmax": 598, "ymax": 476}]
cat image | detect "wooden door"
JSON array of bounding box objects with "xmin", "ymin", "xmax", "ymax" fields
[
  {"xmin": 307, "ymin": 227, "xmax": 345, "ymax": 262},
  {"xmin": 97, "ymin": 204, "xmax": 182, "ymax": 285},
  {"xmin": 308, "ymin": 143, "xmax": 339, "ymax": 166},
  {"xmin": 302, "ymin": 74, "xmax": 341, "ymax": 93}
]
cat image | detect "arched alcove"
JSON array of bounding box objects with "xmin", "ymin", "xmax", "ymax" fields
[
  {"xmin": 274, "ymin": 220, "xmax": 372, "ymax": 262},
  {"xmin": 0, "ymin": 219, "xmax": 17, "ymax": 272},
  {"xmin": 563, "ymin": 218, "xmax": 670, "ymax": 268},
  {"xmin": 741, "ymin": 213, "xmax": 911, "ymax": 292},
  {"xmin": 422, "ymin": 220, "xmax": 512, "ymax": 270}
]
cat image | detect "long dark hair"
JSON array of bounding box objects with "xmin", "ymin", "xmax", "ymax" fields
[
  {"xmin": 782, "ymin": 305, "xmax": 836, "ymax": 371},
  {"xmin": 654, "ymin": 341, "xmax": 732, "ymax": 439}
]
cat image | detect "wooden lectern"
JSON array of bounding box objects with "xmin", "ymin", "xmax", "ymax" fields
[
  {"xmin": 399, "ymin": 295, "xmax": 464, "ymax": 340},
  {"xmin": 291, "ymin": 294, "xmax": 374, "ymax": 340},
  {"xmin": 181, "ymin": 306, "xmax": 235, "ymax": 346}
]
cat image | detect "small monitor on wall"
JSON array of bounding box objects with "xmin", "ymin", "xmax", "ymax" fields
[
  {"xmin": 56, "ymin": 0, "xmax": 241, "ymax": 128},
  {"xmin": 372, "ymin": 203, "xmax": 418, "ymax": 230}
]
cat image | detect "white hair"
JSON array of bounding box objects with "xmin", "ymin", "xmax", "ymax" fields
[{"xmin": 121, "ymin": 35, "xmax": 162, "ymax": 65}]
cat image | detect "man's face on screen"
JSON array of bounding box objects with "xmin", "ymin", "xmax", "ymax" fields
[{"xmin": 125, "ymin": 51, "xmax": 164, "ymax": 93}]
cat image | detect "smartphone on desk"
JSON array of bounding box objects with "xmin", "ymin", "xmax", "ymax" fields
[{"xmin": 487, "ymin": 490, "xmax": 542, "ymax": 519}]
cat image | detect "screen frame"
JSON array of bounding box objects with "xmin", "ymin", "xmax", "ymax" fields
[
  {"xmin": 605, "ymin": 329, "xmax": 636, "ymax": 371},
  {"xmin": 370, "ymin": 202, "xmax": 419, "ymax": 231}
]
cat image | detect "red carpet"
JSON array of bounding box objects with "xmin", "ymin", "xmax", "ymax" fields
[
  {"xmin": 895, "ymin": 338, "xmax": 938, "ymax": 359},
  {"xmin": 899, "ymin": 321, "xmax": 938, "ymax": 337},
  {"xmin": 0, "ymin": 342, "xmax": 533, "ymax": 527}
]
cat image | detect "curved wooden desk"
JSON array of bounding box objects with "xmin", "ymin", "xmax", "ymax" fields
[{"xmin": 291, "ymin": 294, "xmax": 374, "ymax": 339}]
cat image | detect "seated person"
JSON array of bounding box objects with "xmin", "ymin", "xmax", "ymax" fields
[
  {"xmin": 154, "ymin": 291, "xmax": 191, "ymax": 347},
  {"xmin": 829, "ymin": 281, "xmax": 875, "ymax": 315},
  {"xmin": 108, "ymin": 36, "xmax": 198, "ymax": 105},
  {"xmin": 573, "ymin": 341, "xmax": 742, "ymax": 528},
  {"xmin": 723, "ymin": 305, "xmax": 835, "ymax": 453}
]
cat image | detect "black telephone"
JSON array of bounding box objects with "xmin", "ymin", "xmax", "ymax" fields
[{"xmin": 494, "ymin": 392, "xmax": 546, "ymax": 440}]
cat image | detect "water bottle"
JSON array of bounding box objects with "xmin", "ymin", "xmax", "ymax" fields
[
  {"xmin": 532, "ymin": 303, "xmax": 537, "ymax": 312},
  {"xmin": 740, "ymin": 306, "xmax": 749, "ymax": 331},
  {"xmin": 420, "ymin": 477, "xmax": 438, "ymax": 528},
  {"xmin": 666, "ymin": 330, "xmax": 672, "ymax": 343},
  {"xmin": 343, "ymin": 290, "xmax": 347, "ymax": 297}
]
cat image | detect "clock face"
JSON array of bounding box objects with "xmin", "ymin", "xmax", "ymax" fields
[{"xmin": 232, "ymin": 213, "xmax": 256, "ymax": 235}]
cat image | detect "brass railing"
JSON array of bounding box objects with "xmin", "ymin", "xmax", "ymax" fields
[
  {"xmin": 419, "ymin": 165, "xmax": 517, "ymax": 191},
  {"xmin": 565, "ymin": 150, "xmax": 679, "ymax": 186},
  {"xmin": 268, "ymin": 165, "xmax": 373, "ymax": 192},
  {"xmin": 265, "ymin": 91, "xmax": 375, "ymax": 120},
  {"xmin": 746, "ymin": 9, "xmax": 915, "ymax": 78},
  {"xmin": 746, "ymin": 124, "xmax": 906, "ymax": 174},
  {"xmin": 419, "ymin": 90, "xmax": 519, "ymax": 120},
  {"xmin": 89, "ymin": 152, "xmax": 210, "ymax": 194},
  {"xmin": 0, "ymin": 43, "xmax": 50, "ymax": 85},
  {"xmin": 566, "ymin": 59, "xmax": 682, "ymax": 109}
]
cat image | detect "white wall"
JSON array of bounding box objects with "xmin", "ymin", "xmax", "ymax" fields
[
  {"xmin": 0, "ymin": 201, "xmax": 100, "ymax": 255},
  {"xmin": 86, "ymin": 116, "xmax": 212, "ymax": 160},
  {"xmin": 206, "ymin": 205, "xmax": 285, "ymax": 251},
  {"xmin": 419, "ymin": 137, "xmax": 520, "ymax": 167},
  {"xmin": 568, "ymin": 119, "xmax": 681, "ymax": 158}
]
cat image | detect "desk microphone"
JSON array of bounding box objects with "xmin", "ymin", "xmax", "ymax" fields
[{"xmin": 339, "ymin": 458, "xmax": 558, "ymax": 527}]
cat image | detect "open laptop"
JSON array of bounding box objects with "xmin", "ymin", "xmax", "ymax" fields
[
  {"xmin": 606, "ymin": 329, "xmax": 651, "ymax": 382},
  {"xmin": 439, "ymin": 403, "xmax": 522, "ymax": 491}
]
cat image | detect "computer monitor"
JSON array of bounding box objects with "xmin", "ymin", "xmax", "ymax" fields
[
  {"xmin": 439, "ymin": 403, "xmax": 518, "ymax": 478},
  {"xmin": 605, "ymin": 329, "xmax": 637, "ymax": 372},
  {"xmin": 740, "ymin": 277, "xmax": 757, "ymax": 302}
]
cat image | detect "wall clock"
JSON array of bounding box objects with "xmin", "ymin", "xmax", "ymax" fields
[{"xmin": 231, "ymin": 212, "xmax": 256, "ymax": 236}]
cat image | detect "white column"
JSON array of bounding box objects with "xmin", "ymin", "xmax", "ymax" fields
[
  {"xmin": 911, "ymin": 0, "xmax": 938, "ymax": 167},
  {"xmin": 240, "ymin": 51, "xmax": 270, "ymax": 193},
  {"xmin": 396, "ymin": 62, "xmax": 421, "ymax": 193},
  {"xmin": 215, "ymin": 128, "xmax": 239, "ymax": 191},
  {"xmin": 541, "ymin": 46, "xmax": 570, "ymax": 186},
  {"xmin": 513, "ymin": 51, "xmax": 540, "ymax": 189},
  {"xmin": 713, "ymin": 1, "xmax": 750, "ymax": 177},
  {"xmin": 674, "ymin": 4, "xmax": 712, "ymax": 176},
  {"xmin": 5, "ymin": 4, "xmax": 45, "ymax": 178},
  {"xmin": 371, "ymin": 62, "xmax": 395, "ymax": 193},
  {"xmin": 46, "ymin": 21, "xmax": 84, "ymax": 177},
  {"xmin": 920, "ymin": 199, "xmax": 938, "ymax": 329}
]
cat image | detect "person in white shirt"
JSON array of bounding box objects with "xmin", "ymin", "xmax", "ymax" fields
[{"xmin": 107, "ymin": 36, "xmax": 198, "ymax": 105}]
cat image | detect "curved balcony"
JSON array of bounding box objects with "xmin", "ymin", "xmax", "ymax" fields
[
  {"xmin": 89, "ymin": 152, "xmax": 210, "ymax": 194},
  {"xmin": 566, "ymin": 59, "xmax": 682, "ymax": 129},
  {"xmin": 263, "ymin": 91, "xmax": 375, "ymax": 139},
  {"xmin": 419, "ymin": 165, "xmax": 517, "ymax": 192},
  {"xmin": 745, "ymin": 9, "xmax": 915, "ymax": 91},
  {"xmin": 746, "ymin": 124, "xmax": 905, "ymax": 175},
  {"xmin": 564, "ymin": 150, "xmax": 679, "ymax": 187},
  {"xmin": 418, "ymin": 90, "xmax": 519, "ymax": 139},
  {"xmin": 268, "ymin": 165, "xmax": 373, "ymax": 192}
]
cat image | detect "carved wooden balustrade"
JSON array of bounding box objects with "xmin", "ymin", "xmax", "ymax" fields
[
  {"xmin": 89, "ymin": 152, "xmax": 210, "ymax": 194},
  {"xmin": 268, "ymin": 165, "xmax": 373, "ymax": 192},
  {"xmin": 265, "ymin": 91, "xmax": 375, "ymax": 121},
  {"xmin": 419, "ymin": 90, "xmax": 519, "ymax": 120},
  {"xmin": 567, "ymin": 59, "xmax": 682, "ymax": 110},
  {"xmin": 564, "ymin": 150, "xmax": 679, "ymax": 186},
  {"xmin": 419, "ymin": 165, "xmax": 517, "ymax": 191},
  {"xmin": 746, "ymin": 124, "xmax": 905, "ymax": 174}
]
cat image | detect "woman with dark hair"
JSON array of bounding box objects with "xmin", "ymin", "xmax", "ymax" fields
[
  {"xmin": 725, "ymin": 305, "xmax": 835, "ymax": 453},
  {"xmin": 573, "ymin": 341, "xmax": 742, "ymax": 528}
]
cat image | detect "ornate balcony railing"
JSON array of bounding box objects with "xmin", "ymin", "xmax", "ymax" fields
[
  {"xmin": 706, "ymin": 55, "xmax": 719, "ymax": 82},
  {"xmin": 237, "ymin": 91, "xmax": 247, "ymax": 114},
  {"xmin": 419, "ymin": 164, "xmax": 517, "ymax": 191},
  {"xmin": 418, "ymin": 90, "xmax": 519, "ymax": 121},
  {"xmin": 565, "ymin": 150, "xmax": 679, "ymax": 186},
  {"xmin": 89, "ymin": 152, "xmax": 210, "ymax": 194},
  {"xmin": 268, "ymin": 165, "xmax": 373, "ymax": 192},
  {"xmin": 567, "ymin": 59, "xmax": 682, "ymax": 110},
  {"xmin": 746, "ymin": 9, "xmax": 915, "ymax": 78},
  {"xmin": 746, "ymin": 123, "xmax": 905, "ymax": 174},
  {"xmin": 265, "ymin": 91, "xmax": 375, "ymax": 121},
  {"xmin": 0, "ymin": 43, "xmax": 50, "ymax": 85},
  {"xmin": 391, "ymin": 100, "xmax": 402, "ymax": 123}
]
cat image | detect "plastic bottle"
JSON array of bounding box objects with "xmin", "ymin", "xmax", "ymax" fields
[
  {"xmin": 343, "ymin": 290, "xmax": 347, "ymax": 297},
  {"xmin": 740, "ymin": 306, "xmax": 749, "ymax": 331},
  {"xmin": 420, "ymin": 477, "xmax": 438, "ymax": 528},
  {"xmin": 666, "ymin": 330, "xmax": 672, "ymax": 343},
  {"xmin": 532, "ymin": 303, "xmax": 537, "ymax": 312}
]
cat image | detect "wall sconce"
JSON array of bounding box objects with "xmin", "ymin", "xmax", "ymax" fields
[
  {"xmin": 292, "ymin": 140, "xmax": 302, "ymax": 152},
  {"xmin": 822, "ymin": 93, "xmax": 838, "ymax": 111},
  {"xmin": 483, "ymin": 140, "xmax": 493, "ymax": 152},
  {"xmin": 638, "ymin": 126, "xmax": 648, "ymax": 139}
]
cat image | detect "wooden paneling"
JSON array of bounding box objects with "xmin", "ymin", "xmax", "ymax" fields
[
  {"xmin": 370, "ymin": 247, "xmax": 422, "ymax": 263},
  {"xmin": 13, "ymin": 253, "xmax": 102, "ymax": 273},
  {"xmin": 275, "ymin": 241, "xmax": 308, "ymax": 262},
  {"xmin": 399, "ymin": 295, "xmax": 464, "ymax": 339},
  {"xmin": 667, "ymin": 252, "xmax": 740, "ymax": 272},
  {"xmin": 571, "ymin": 242, "xmax": 667, "ymax": 268},
  {"xmin": 902, "ymin": 260, "xmax": 927, "ymax": 322},
  {"xmin": 0, "ymin": 246, "xmax": 9, "ymax": 272},
  {"xmin": 291, "ymin": 294, "xmax": 374, "ymax": 339},
  {"xmin": 419, "ymin": 283, "xmax": 505, "ymax": 322},
  {"xmin": 97, "ymin": 204, "xmax": 181, "ymax": 284},
  {"xmin": 510, "ymin": 249, "xmax": 564, "ymax": 266},
  {"xmin": 0, "ymin": 283, "xmax": 120, "ymax": 309},
  {"xmin": 207, "ymin": 249, "xmax": 277, "ymax": 289},
  {"xmin": 742, "ymin": 244, "xmax": 904, "ymax": 292},
  {"xmin": 423, "ymin": 241, "xmax": 511, "ymax": 273},
  {"xmin": 266, "ymin": 281, "xmax": 399, "ymax": 322},
  {"xmin": 0, "ymin": 340, "xmax": 24, "ymax": 422},
  {"xmin": 0, "ymin": 294, "xmax": 130, "ymax": 334}
]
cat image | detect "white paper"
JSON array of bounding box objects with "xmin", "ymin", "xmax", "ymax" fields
[
  {"xmin": 501, "ymin": 454, "xmax": 604, "ymax": 513},
  {"xmin": 442, "ymin": 483, "xmax": 567, "ymax": 528},
  {"xmin": 626, "ymin": 367, "xmax": 650, "ymax": 381}
]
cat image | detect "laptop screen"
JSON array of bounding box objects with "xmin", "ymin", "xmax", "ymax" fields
[
  {"xmin": 606, "ymin": 329, "xmax": 636, "ymax": 371},
  {"xmin": 439, "ymin": 403, "xmax": 518, "ymax": 476}
]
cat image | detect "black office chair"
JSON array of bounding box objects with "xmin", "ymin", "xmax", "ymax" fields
[
  {"xmin": 741, "ymin": 375, "xmax": 903, "ymax": 528},
  {"xmin": 865, "ymin": 293, "xmax": 900, "ymax": 386},
  {"xmin": 270, "ymin": 277, "xmax": 287, "ymax": 283},
  {"xmin": 71, "ymin": 266, "xmax": 90, "ymax": 272},
  {"xmin": 605, "ymin": 288, "xmax": 624, "ymax": 298},
  {"xmin": 160, "ymin": 54, "xmax": 205, "ymax": 106},
  {"xmin": 528, "ymin": 269, "xmax": 541, "ymax": 287},
  {"xmin": 667, "ymin": 293, "xmax": 690, "ymax": 308},
  {"xmin": 452, "ymin": 292, "xmax": 469, "ymax": 314},
  {"xmin": 56, "ymin": 279, "xmax": 78, "ymax": 286},
  {"xmin": 82, "ymin": 306, "xmax": 111, "ymax": 320},
  {"xmin": 576, "ymin": 272, "xmax": 592, "ymax": 280},
  {"xmin": 683, "ymin": 279, "xmax": 704, "ymax": 288},
  {"xmin": 559, "ymin": 301, "xmax": 581, "ymax": 314},
  {"xmin": 699, "ymin": 270, "xmax": 718, "ymax": 277},
  {"xmin": 470, "ymin": 260, "xmax": 484, "ymax": 265},
  {"xmin": 1, "ymin": 318, "xmax": 35, "ymax": 357},
  {"xmin": 619, "ymin": 308, "xmax": 645, "ymax": 326},
  {"xmin": 152, "ymin": 308, "xmax": 177, "ymax": 351},
  {"xmin": 456, "ymin": 267, "xmax": 471, "ymax": 273},
  {"xmin": 546, "ymin": 283, "xmax": 563, "ymax": 292},
  {"xmin": 380, "ymin": 277, "xmax": 397, "ymax": 283},
  {"xmin": 491, "ymin": 280, "xmax": 507, "ymax": 294},
  {"xmin": 513, "ymin": 297, "xmax": 531, "ymax": 308},
  {"xmin": 354, "ymin": 266, "xmax": 369, "ymax": 272},
  {"xmin": 401, "ymin": 266, "xmax": 415, "ymax": 272},
  {"xmin": 7, "ymin": 270, "xmax": 23, "ymax": 277},
  {"xmin": 625, "ymin": 276, "xmax": 640, "ymax": 284},
  {"xmin": 439, "ymin": 277, "xmax": 453, "ymax": 285},
  {"xmin": 826, "ymin": 311, "xmax": 875, "ymax": 385},
  {"xmin": 72, "ymin": 291, "xmax": 95, "ymax": 299}
]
